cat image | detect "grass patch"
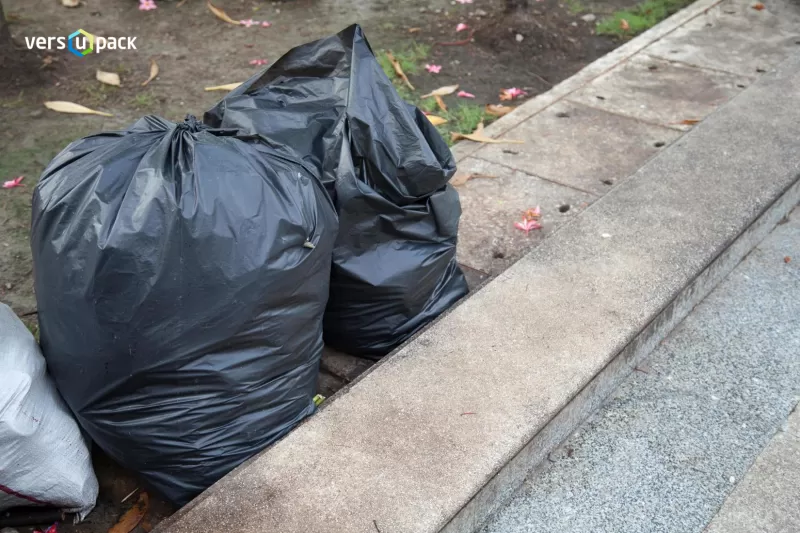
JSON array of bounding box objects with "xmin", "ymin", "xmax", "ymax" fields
[
  {"xmin": 596, "ymin": 0, "xmax": 694, "ymax": 37},
  {"xmin": 376, "ymin": 43, "xmax": 495, "ymax": 146},
  {"xmin": 566, "ymin": 0, "xmax": 586, "ymax": 14},
  {"xmin": 132, "ymin": 92, "xmax": 158, "ymax": 109}
]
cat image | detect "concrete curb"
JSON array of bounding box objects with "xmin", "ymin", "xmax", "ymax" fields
[{"xmin": 449, "ymin": 0, "xmax": 724, "ymax": 163}]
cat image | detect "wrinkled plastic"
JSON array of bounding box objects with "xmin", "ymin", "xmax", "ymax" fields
[
  {"xmin": 205, "ymin": 24, "xmax": 469, "ymax": 357},
  {"xmin": 0, "ymin": 304, "xmax": 98, "ymax": 519},
  {"xmin": 31, "ymin": 116, "xmax": 337, "ymax": 505}
]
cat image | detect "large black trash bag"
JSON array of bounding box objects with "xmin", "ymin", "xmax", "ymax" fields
[
  {"xmin": 30, "ymin": 115, "xmax": 337, "ymax": 505},
  {"xmin": 205, "ymin": 24, "xmax": 470, "ymax": 358}
]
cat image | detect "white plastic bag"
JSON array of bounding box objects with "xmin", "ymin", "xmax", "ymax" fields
[{"xmin": 0, "ymin": 304, "xmax": 98, "ymax": 520}]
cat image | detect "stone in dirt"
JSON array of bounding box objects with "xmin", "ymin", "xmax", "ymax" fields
[{"xmin": 581, "ymin": 13, "xmax": 597, "ymax": 22}]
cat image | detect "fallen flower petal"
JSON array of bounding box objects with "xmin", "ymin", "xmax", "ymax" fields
[
  {"xmin": 425, "ymin": 64, "xmax": 442, "ymax": 74},
  {"xmin": 2, "ymin": 176, "xmax": 24, "ymax": 189},
  {"xmin": 500, "ymin": 87, "xmax": 528, "ymax": 100},
  {"xmin": 456, "ymin": 23, "xmax": 469, "ymax": 32},
  {"xmin": 456, "ymin": 0, "xmax": 473, "ymax": 3},
  {"xmin": 514, "ymin": 218, "xmax": 542, "ymax": 234},
  {"xmin": 249, "ymin": 59, "xmax": 269, "ymax": 66},
  {"xmin": 240, "ymin": 19, "xmax": 258, "ymax": 27},
  {"xmin": 261, "ymin": 21, "xmax": 272, "ymax": 27},
  {"xmin": 457, "ymin": 90, "xmax": 475, "ymax": 98},
  {"xmin": 752, "ymin": 2, "xmax": 765, "ymax": 9},
  {"xmin": 139, "ymin": 0, "xmax": 157, "ymax": 11},
  {"xmin": 620, "ymin": 18, "xmax": 630, "ymax": 30}
]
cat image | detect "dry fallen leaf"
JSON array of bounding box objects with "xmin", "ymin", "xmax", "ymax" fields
[
  {"xmin": 61, "ymin": 0, "xmax": 80, "ymax": 6},
  {"xmin": 207, "ymin": 0, "xmax": 241, "ymax": 24},
  {"xmin": 44, "ymin": 101, "xmax": 113, "ymax": 117},
  {"xmin": 141, "ymin": 59, "xmax": 159, "ymax": 87},
  {"xmin": 485, "ymin": 104, "xmax": 514, "ymax": 117},
  {"xmin": 677, "ymin": 118, "xmax": 700, "ymax": 125},
  {"xmin": 204, "ymin": 82, "xmax": 243, "ymax": 91},
  {"xmin": 408, "ymin": 27, "xmax": 421, "ymax": 33},
  {"xmin": 96, "ymin": 70, "xmax": 121, "ymax": 87},
  {"xmin": 450, "ymin": 172, "xmax": 498, "ymax": 187},
  {"xmin": 426, "ymin": 115, "xmax": 448, "ymax": 126},
  {"xmin": 434, "ymin": 95, "xmax": 448, "ymax": 112},
  {"xmin": 109, "ymin": 492, "xmax": 149, "ymax": 533},
  {"xmin": 785, "ymin": 256, "xmax": 791, "ymax": 263},
  {"xmin": 451, "ymin": 122, "xmax": 524, "ymax": 144},
  {"xmin": 752, "ymin": 2, "xmax": 765, "ymax": 9},
  {"xmin": 620, "ymin": 18, "xmax": 630, "ymax": 30},
  {"xmin": 386, "ymin": 51, "xmax": 415, "ymax": 90},
  {"xmin": 421, "ymin": 85, "xmax": 459, "ymax": 98}
]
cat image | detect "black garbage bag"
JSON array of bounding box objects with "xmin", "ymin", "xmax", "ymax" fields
[
  {"xmin": 30, "ymin": 115, "xmax": 337, "ymax": 505},
  {"xmin": 205, "ymin": 24, "xmax": 469, "ymax": 357}
]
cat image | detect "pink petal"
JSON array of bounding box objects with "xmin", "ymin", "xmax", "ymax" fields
[
  {"xmin": 261, "ymin": 21, "xmax": 272, "ymax": 27},
  {"xmin": 138, "ymin": 0, "xmax": 157, "ymax": 10},
  {"xmin": 249, "ymin": 59, "xmax": 269, "ymax": 66},
  {"xmin": 425, "ymin": 64, "xmax": 442, "ymax": 74},
  {"xmin": 514, "ymin": 221, "xmax": 527, "ymax": 232},
  {"xmin": 457, "ymin": 90, "xmax": 475, "ymax": 98},
  {"xmin": 240, "ymin": 19, "xmax": 257, "ymax": 27},
  {"xmin": 2, "ymin": 176, "xmax": 24, "ymax": 189},
  {"xmin": 456, "ymin": 23, "xmax": 469, "ymax": 32},
  {"xmin": 456, "ymin": 0, "xmax": 474, "ymax": 3},
  {"xmin": 502, "ymin": 87, "xmax": 529, "ymax": 99}
]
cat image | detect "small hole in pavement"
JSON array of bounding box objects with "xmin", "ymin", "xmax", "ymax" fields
[
  {"xmin": 796, "ymin": 40, "xmax": 800, "ymax": 45},
  {"xmin": 670, "ymin": 49, "xmax": 679, "ymax": 54},
  {"xmin": 596, "ymin": 95, "xmax": 606, "ymax": 100},
  {"xmin": 559, "ymin": 204, "xmax": 571, "ymax": 213},
  {"xmin": 601, "ymin": 179, "xmax": 614, "ymax": 186},
  {"xmin": 654, "ymin": 141, "xmax": 665, "ymax": 148},
  {"xmin": 705, "ymin": 22, "xmax": 713, "ymax": 27},
  {"xmin": 648, "ymin": 65, "xmax": 658, "ymax": 71},
  {"xmin": 556, "ymin": 112, "xmax": 570, "ymax": 118},
  {"xmin": 736, "ymin": 83, "xmax": 746, "ymax": 88},
  {"xmin": 493, "ymin": 251, "xmax": 505, "ymax": 259},
  {"xmin": 756, "ymin": 67, "xmax": 766, "ymax": 73}
]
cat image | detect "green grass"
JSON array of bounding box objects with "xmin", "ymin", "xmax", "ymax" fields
[
  {"xmin": 566, "ymin": 0, "xmax": 586, "ymax": 14},
  {"xmin": 376, "ymin": 43, "xmax": 495, "ymax": 146},
  {"xmin": 596, "ymin": 0, "xmax": 694, "ymax": 37},
  {"xmin": 132, "ymin": 92, "xmax": 157, "ymax": 109}
]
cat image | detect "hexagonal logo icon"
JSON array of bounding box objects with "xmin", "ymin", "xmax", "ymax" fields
[{"xmin": 67, "ymin": 29, "xmax": 94, "ymax": 58}]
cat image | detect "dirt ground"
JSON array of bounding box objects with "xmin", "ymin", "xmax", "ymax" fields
[{"xmin": 1, "ymin": 0, "xmax": 640, "ymax": 531}]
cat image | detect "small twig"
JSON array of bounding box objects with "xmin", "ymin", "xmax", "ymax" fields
[
  {"xmin": 435, "ymin": 30, "xmax": 475, "ymax": 47},
  {"xmin": 373, "ymin": 519, "xmax": 382, "ymax": 533},
  {"xmin": 120, "ymin": 487, "xmax": 139, "ymax": 504},
  {"xmin": 19, "ymin": 309, "xmax": 38, "ymax": 317}
]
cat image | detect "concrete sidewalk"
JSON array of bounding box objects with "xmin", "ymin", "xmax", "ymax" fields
[
  {"xmin": 453, "ymin": 0, "xmax": 800, "ymax": 276},
  {"xmin": 483, "ymin": 207, "xmax": 800, "ymax": 533},
  {"xmin": 157, "ymin": 2, "xmax": 800, "ymax": 532}
]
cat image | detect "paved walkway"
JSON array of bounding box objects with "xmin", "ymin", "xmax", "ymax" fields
[
  {"xmin": 483, "ymin": 206, "xmax": 800, "ymax": 533},
  {"xmin": 452, "ymin": 0, "xmax": 800, "ymax": 276}
]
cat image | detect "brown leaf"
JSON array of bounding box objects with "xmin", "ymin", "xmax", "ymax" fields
[
  {"xmin": 620, "ymin": 18, "xmax": 630, "ymax": 30},
  {"xmin": 485, "ymin": 104, "xmax": 514, "ymax": 117},
  {"xmin": 96, "ymin": 70, "xmax": 121, "ymax": 87},
  {"xmin": 140, "ymin": 517, "xmax": 153, "ymax": 533},
  {"xmin": 109, "ymin": 492, "xmax": 149, "ymax": 533},
  {"xmin": 40, "ymin": 56, "xmax": 56, "ymax": 69},
  {"xmin": 408, "ymin": 27, "xmax": 421, "ymax": 33},
  {"xmin": 450, "ymin": 172, "xmax": 498, "ymax": 187},
  {"xmin": 421, "ymin": 85, "xmax": 459, "ymax": 98},
  {"xmin": 785, "ymin": 256, "xmax": 792, "ymax": 263},
  {"xmin": 44, "ymin": 101, "xmax": 113, "ymax": 117},
  {"xmin": 141, "ymin": 59, "xmax": 159, "ymax": 87},
  {"xmin": 386, "ymin": 51, "xmax": 414, "ymax": 90},
  {"xmin": 434, "ymin": 95, "xmax": 448, "ymax": 112},
  {"xmin": 61, "ymin": 0, "xmax": 81, "ymax": 7},
  {"xmin": 426, "ymin": 115, "xmax": 448, "ymax": 126},
  {"xmin": 752, "ymin": 2, "xmax": 765, "ymax": 9},
  {"xmin": 677, "ymin": 118, "xmax": 700, "ymax": 125},
  {"xmin": 204, "ymin": 82, "xmax": 243, "ymax": 91},
  {"xmin": 207, "ymin": 0, "xmax": 241, "ymax": 24},
  {"xmin": 451, "ymin": 131, "xmax": 524, "ymax": 144}
]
